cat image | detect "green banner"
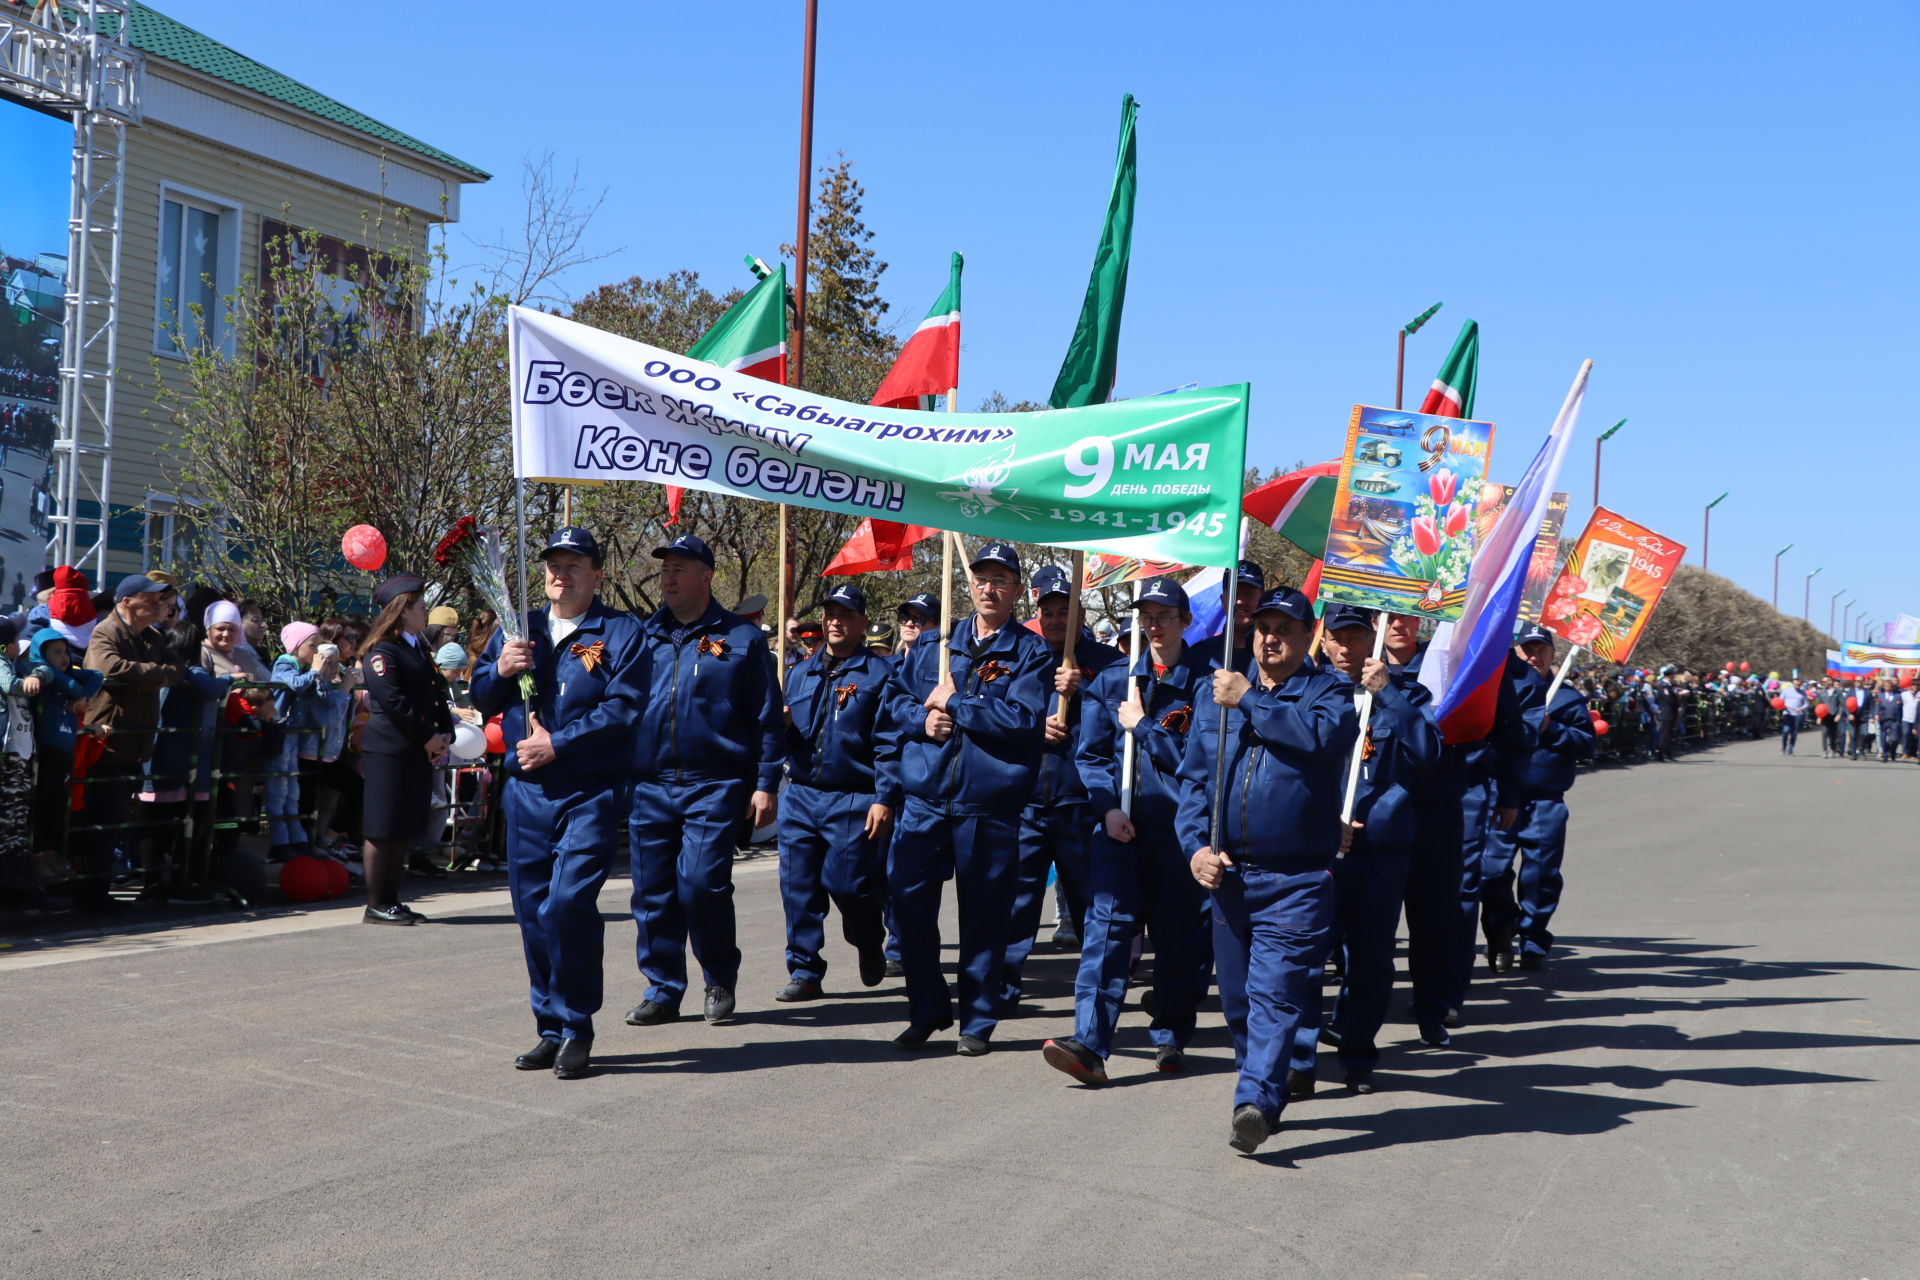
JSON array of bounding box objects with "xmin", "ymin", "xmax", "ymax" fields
[{"xmin": 510, "ymin": 307, "xmax": 1249, "ymax": 567}]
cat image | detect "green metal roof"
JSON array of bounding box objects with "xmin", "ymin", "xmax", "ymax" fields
[{"xmin": 120, "ymin": 2, "xmax": 490, "ymax": 180}]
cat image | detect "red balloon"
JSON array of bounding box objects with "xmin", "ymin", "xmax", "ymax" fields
[
  {"xmin": 1592, "ymin": 718, "xmax": 1610, "ymax": 736},
  {"xmin": 1724, "ymin": 661, "xmax": 1735, "ymax": 671},
  {"xmin": 1739, "ymin": 661, "xmax": 1751, "ymax": 673},
  {"xmin": 484, "ymin": 721, "xmax": 507, "ymax": 755},
  {"xmin": 323, "ymin": 858, "xmax": 349, "ymax": 898},
  {"xmin": 1846, "ymin": 696, "xmax": 1859, "ymax": 713},
  {"xmin": 279, "ymin": 854, "xmax": 333, "ymax": 903},
  {"xmin": 341, "ymin": 524, "xmax": 388, "ymax": 572},
  {"xmin": 1815, "ymin": 704, "xmax": 1829, "ymax": 719},
  {"xmin": 1770, "ymin": 697, "xmax": 1786, "ymax": 710}
]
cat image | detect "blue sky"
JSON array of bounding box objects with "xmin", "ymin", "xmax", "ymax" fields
[{"xmin": 9, "ymin": 1, "xmax": 1918, "ymax": 635}]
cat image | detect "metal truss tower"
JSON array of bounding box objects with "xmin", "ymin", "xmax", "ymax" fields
[{"xmin": 0, "ymin": 0, "xmax": 142, "ymax": 579}]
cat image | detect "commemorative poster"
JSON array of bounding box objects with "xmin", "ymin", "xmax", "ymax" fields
[
  {"xmin": 1317, "ymin": 405, "xmax": 1496, "ymax": 619},
  {"xmin": 1542, "ymin": 506, "xmax": 1685, "ymax": 661}
]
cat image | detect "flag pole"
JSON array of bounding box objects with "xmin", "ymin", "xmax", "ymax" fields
[
  {"xmin": 1056, "ymin": 550, "xmax": 1087, "ymax": 719},
  {"xmin": 1207, "ymin": 518, "xmax": 1248, "ymax": 858},
  {"xmin": 778, "ymin": 0, "xmax": 818, "ymax": 671},
  {"xmin": 1395, "ymin": 327, "xmax": 1406, "ymax": 410},
  {"xmin": 1545, "ymin": 645, "xmax": 1579, "ymax": 703},
  {"xmin": 1339, "ymin": 615, "xmax": 1389, "ymax": 834},
  {"xmin": 939, "ymin": 388, "xmax": 958, "ymax": 685},
  {"xmin": 1120, "ymin": 578, "xmax": 1143, "ymax": 815}
]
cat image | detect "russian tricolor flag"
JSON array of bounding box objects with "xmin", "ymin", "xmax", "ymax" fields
[{"xmin": 1418, "ymin": 362, "xmax": 1591, "ymax": 744}]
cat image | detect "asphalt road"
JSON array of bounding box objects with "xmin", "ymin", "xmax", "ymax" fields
[{"xmin": 4, "ymin": 737, "xmax": 1917, "ymax": 1279}]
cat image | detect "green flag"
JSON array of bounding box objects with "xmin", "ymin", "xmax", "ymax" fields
[
  {"xmin": 1048, "ymin": 94, "xmax": 1138, "ymax": 410},
  {"xmin": 1418, "ymin": 319, "xmax": 1479, "ymax": 418}
]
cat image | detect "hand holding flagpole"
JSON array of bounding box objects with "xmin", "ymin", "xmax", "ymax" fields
[{"xmin": 1339, "ymin": 616, "xmax": 1390, "ymax": 838}]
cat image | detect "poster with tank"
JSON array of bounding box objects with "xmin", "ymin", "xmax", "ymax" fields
[
  {"xmin": 0, "ymin": 96, "xmax": 71, "ymax": 587},
  {"xmin": 1319, "ymin": 404, "xmax": 1495, "ymax": 620},
  {"xmin": 1542, "ymin": 506, "xmax": 1686, "ymax": 661}
]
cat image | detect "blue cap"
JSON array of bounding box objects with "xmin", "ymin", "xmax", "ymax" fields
[
  {"xmin": 652, "ymin": 533, "xmax": 715, "ymax": 569},
  {"xmin": 1517, "ymin": 624, "xmax": 1555, "ymax": 647},
  {"xmin": 114, "ymin": 574, "xmax": 167, "ymax": 601},
  {"xmin": 1236, "ymin": 559, "xmax": 1266, "ymax": 590},
  {"xmin": 969, "ymin": 542, "xmax": 1022, "ymax": 576},
  {"xmin": 1135, "ymin": 577, "xmax": 1189, "ymax": 611},
  {"xmin": 1323, "ymin": 604, "xmax": 1378, "ymax": 633},
  {"xmin": 542, "ymin": 526, "xmax": 603, "ymax": 565},
  {"xmin": 823, "ymin": 583, "xmax": 868, "ymax": 614},
  {"xmin": 898, "ymin": 592, "xmax": 940, "ymax": 622},
  {"xmin": 1251, "ymin": 587, "xmax": 1314, "ymax": 623},
  {"xmin": 1031, "ymin": 564, "xmax": 1073, "ymax": 600}
]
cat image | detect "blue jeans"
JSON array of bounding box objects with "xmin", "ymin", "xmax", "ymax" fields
[{"xmin": 1779, "ymin": 713, "xmax": 1800, "ymax": 752}]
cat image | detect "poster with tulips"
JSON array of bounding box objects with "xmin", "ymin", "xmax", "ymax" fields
[
  {"xmin": 1318, "ymin": 404, "xmax": 1496, "ymax": 620},
  {"xmin": 1542, "ymin": 506, "xmax": 1686, "ymax": 662}
]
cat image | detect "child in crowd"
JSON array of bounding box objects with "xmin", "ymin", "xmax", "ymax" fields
[
  {"xmin": 0, "ymin": 618, "xmax": 43, "ymax": 910},
  {"xmin": 311, "ymin": 619, "xmax": 363, "ymax": 859},
  {"xmin": 265, "ymin": 621, "xmax": 340, "ymax": 860},
  {"xmin": 23, "ymin": 626, "xmax": 105, "ymax": 912}
]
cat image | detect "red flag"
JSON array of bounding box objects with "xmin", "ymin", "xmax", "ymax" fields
[
  {"xmin": 1302, "ymin": 558, "xmax": 1324, "ymax": 602},
  {"xmin": 822, "ymin": 519, "xmax": 936, "ymax": 576}
]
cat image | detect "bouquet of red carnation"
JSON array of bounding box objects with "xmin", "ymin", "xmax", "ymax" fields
[{"xmin": 436, "ymin": 517, "xmax": 534, "ymax": 701}]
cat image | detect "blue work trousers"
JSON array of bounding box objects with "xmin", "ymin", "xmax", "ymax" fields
[
  {"xmin": 1212, "ymin": 863, "xmax": 1337, "ymax": 1125},
  {"xmin": 888, "ymin": 797, "xmax": 1020, "ymax": 1040},
  {"xmin": 629, "ymin": 776, "xmax": 749, "ymax": 1006},
  {"xmin": 777, "ymin": 783, "xmax": 886, "ymax": 983},
  {"xmin": 1481, "ymin": 795, "xmax": 1570, "ymax": 959},
  {"xmin": 1293, "ymin": 849, "xmax": 1411, "ymax": 1076},
  {"xmin": 1072, "ymin": 827, "xmax": 1210, "ymax": 1060},
  {"xmin": 1404, "ymin": 804, "xmax": 1464, "ymax": 1026},
  {"xmin": 506, "ymin": 775, "xmax": 625, "ymax": 1042},
  {"xmin": 1003, "ymin": 802, "xmax": 1092, "ymax": 1008}
]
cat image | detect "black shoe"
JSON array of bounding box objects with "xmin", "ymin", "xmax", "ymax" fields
[
  {"xmin": 625, "ymin": 1000, "xmax": 681, "ymax": 1026},
  {"xmin": 883, "ymin": 958, "xmax": 905, "ymax": 979},
  {"xmin": 1228, "ymin": 1104, "xmax": 1271, "ymax": 1154},
  {"xmin": 774, "ymin": 977, "xmax": 824, "ymax": 1003},
  {"xmin": 893, "ymin": 1018, "xmax": 954, "ymax": 1050},
  {"xmin": 407, "ymin": 855, "xmax": 450, "ymax": 879},
  {"xmin": 955, "ymin": 1034, "xmax": 990, "ymax": 1057},
  {"xmin": 553, "ymin": 1038, "xmax": 592, "ymax": 1080},
  {"xmin": 1286, "ymin": 1068, "xmax": 1317, "ymax": 1100},
  {"xmin": 395, "ymin": 902, "xmax": 428, "ymax": 922},
  {"xmin": 1517, "ymin": 952, "xmax": 1545, "ymax": 971},
  {"xmin": 1443, "ymin": 1007, "xmax": 1464, "ymax": 1029},
  {"xmin": 1154, "ymin": 1045, "xmax": 1186, "ymax": 1074},
  {"xmin": 1346, "ymin": 1069, "xmax": 1376, "ymax": 1095},
  {"xmin": 362, "ymin": 904, "xmax": 418, "ymax": 926},
  {"xmin": 1042, "ymin": 1037, "xmax": 1107, "ymax": 1085},
  {"xmin": 1487, "ymin": 943, "xmax": 1513, "ymax": 974},
  {"xmin": 1050, "ymin": 930, "xmax": 1081, "ymax": 953},
  {"xmin": 515, "ymin": 1040, "xmax": 560, "ymax": 1070},
  {"xmin": 858, "ymin": 943, "xmax": 887, "ymax": 988},
  {"xmin": 703, "ymin": 986, "xmax": 737, "ymax": 1024},
  {"xmin": 1418, "ymin": 1022, "xmax": 1452, "ymax": 1048}
]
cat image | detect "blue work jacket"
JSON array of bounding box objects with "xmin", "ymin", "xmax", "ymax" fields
[
  {"xmin": 1176, "ymin": 661, "xmax": 1359, "ymax": 866},
  {"xmin": 471, "ymin": 598, "xmax": 647, "ymax": 786},
  {"xmin": 783, "ymin": 644, "xmax": 904, "ymax": 807},
  {"xmin": 630, "ymin": 599, "xmax": 782, "ymax": 790},
  {"xmin": 891, "ymin": 613, "xmax": 1052, "ymax": 811},
  {"xmin": 1032, "ymin": 632, "xmax": 1125, "ymax": 809},
  {"xmin": 1343, "ymin": 669, "xmax": 1442, "ymax": 853},
  {"xmin": 1397, "ymin": 644, "xmax": 1529, "ymax": 810},
  {"xmin": 1507, "ymin": 671, "xmax": 1597, "ymax": 798},
  {"xmin": 1078, "ymin": 642, "xmax": 1213, "ymax": 830}
]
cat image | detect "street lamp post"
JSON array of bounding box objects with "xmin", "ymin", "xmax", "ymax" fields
[
  {"xmin": 1804, "ymin": 567, "xmax": 1822, "ymax": 622},
  {"xmin": 1703, "ymin": 492, "xmax": 1729, "ymax": 572},
  {"xmin": 1830, "ymin": 588, "xmax": 1844, "ymax": 638},
  {"xmin": 1594, "ymin": 418, "xmax": 1626, "ymax": 510},
  {"xmin": 1843, "ymin": 599, "xmax": 1854, "ymax": 639},
  {"xmin": 1395, "ymin": 301, "xmax": 1443, "ymax": 410},
  {"xmin": 1771, "ymin": 542, "xmax": 1793, "ymax": 610}
]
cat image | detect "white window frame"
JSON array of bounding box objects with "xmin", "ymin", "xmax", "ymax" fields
[
  {"xmin": 141, "ymin": 491, "xmax": 212, "ymax": 572},
  {"xmin": 153, "ymin": 184, "xmax": 242, "ymax": 359}
]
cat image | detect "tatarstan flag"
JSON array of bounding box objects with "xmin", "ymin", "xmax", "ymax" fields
[
  {"xmin": 666, "ymin": 263, "xmax": 789, "ymax": 522},
  {"xmin": 822, "ymin": 517, "xmax": 937, "ymax": 576},
  {"xmin": 1419, "ymin": 319, "xmax": 1479, "ymax": 419},
  {"xmin": 871, "ymin": 252, "xmax": 962, "ymax": 411}
]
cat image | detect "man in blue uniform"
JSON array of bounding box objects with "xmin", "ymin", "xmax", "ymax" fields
[
  {"xmin": 1003, "ymin": 564, "xmax": 1122, "ymax": 999},
  {"xmin": 1179, "ymin": 587, "xmax": 1358, "ymax": 1155},
  {"xmin": 1043, "ymin": 577, "xmax": 1213, "ymax": 1084},
  {"xmin": 775, "ymin": 582, "xmax": 902, "ymax": 1002},
  {"xmin": 893, "ymin": 592, "xmax": 941, "ymax": 669},
  {"xmin": 625, "ymin": 534, "xmax": 782, "ymax": 1027},
  {"xmin": 1289, "ymin": 605, "xmax": 1440, "ymax": 1094},
  {"xmin": 1874, "ymin": 680, "xmax": 1904, "ymax": 762},
  {"xmin": 472, "ymin": 527, "xmax": 645, "ymax": 1080},
  {"xmin": 888, "ymin": 543, "xmax": 1052, "ymax": 1055},
  {"xmin": 1481, "ymin": 625, "xmax": 1596, "ymax": 972},
  {"xmin": 1205, "ymin": 559, "xmax": 1265, "ymax": 672}
]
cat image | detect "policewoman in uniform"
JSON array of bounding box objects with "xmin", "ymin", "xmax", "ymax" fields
[
  {"xmin": 471, "ymin": 527, "xmax": 646, "ymax": 1080},
  {"xmin": 774, "ymin": 582, "xmax": 902, "ymax": 1002},
  {"xmin": 626, "ymin": 534, "xmax": 783, "ymax": 1028},
  {"xmin": 1178, "ymin": 587, "xmax": 1358, "ymax": 1155},
  {"xmin": 1044, "ymin": 576, "xmax": 1214, "ymax": 1085},
  {"xmin": 1481, "ymin": 625, "xmax": 1596, "ymax": 971},
  {"xmin": 358, "ymin": 573, "xmax": 455, "ymax": 925},
  {"xmin": 887, "ymin": 542, "xmax": 1052, "ymax": 1055}
]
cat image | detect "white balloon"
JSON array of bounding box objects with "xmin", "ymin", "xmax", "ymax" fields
[{"xmin": 449, "ymin": 721, "xmax": 487, "ymax": 760}]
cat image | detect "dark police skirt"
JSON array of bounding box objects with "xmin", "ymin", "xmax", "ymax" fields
[{"xmin": 362, "ymin": 748, "xmax": 435, "ymax": 842}]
